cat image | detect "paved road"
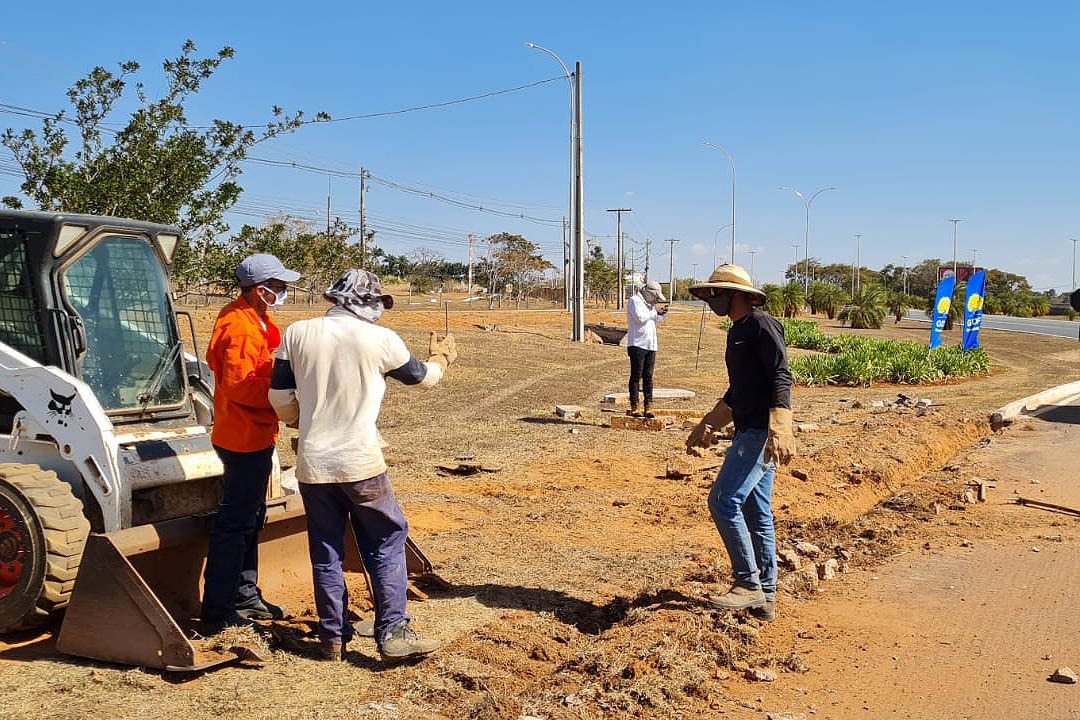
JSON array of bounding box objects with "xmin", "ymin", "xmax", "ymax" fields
[{"xmin": 906, "ymin": 309, "xmax": 1080, "ymax": 340}]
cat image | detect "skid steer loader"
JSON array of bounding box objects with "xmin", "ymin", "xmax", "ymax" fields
[{"xmin": 0, "ymin": 210, "xmax": 437, "ymax": 671}]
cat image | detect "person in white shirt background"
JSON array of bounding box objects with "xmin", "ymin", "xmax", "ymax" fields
[{"xmin": 625, "ymin": 280, "xmax": 668, "ymax": 418}]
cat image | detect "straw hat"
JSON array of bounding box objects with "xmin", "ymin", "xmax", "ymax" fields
[{"xmin": 689, "ymin": 263, "xmax": 766, "ymax": 305}]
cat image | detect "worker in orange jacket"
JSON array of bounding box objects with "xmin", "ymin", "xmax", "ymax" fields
[{"xmin": 200, "ymin": 253, "xmax": 300, "ymax": 634}]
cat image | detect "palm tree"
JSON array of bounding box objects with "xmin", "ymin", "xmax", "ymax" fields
[
  {"xmin": 887, "ymin": 291, "xmax": 913, "ymax": 324},
  {"xmin": 780, "ymin": 281, "xmax": 806, "ymax": 319},
  {"xmin": 846, "ymin": 284, "xmax": 886, "ymax": 329},
  {"xmin": 761, "ymin": 283, "xmax": 784, "ymax": 316}
]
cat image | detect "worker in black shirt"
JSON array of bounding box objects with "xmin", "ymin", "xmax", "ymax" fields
[{"xmin": 686, "ymin": 264, "xmax": 795, "ymax": 622}]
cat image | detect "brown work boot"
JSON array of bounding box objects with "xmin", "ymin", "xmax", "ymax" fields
[
  {"xmin": 748, "ymin": 595, "xmax": 776, "ymax": 622},
  {"xmin": 707, "ymin": 584, "xmax": 767, "ymax": 611},
  {"xmin": 627, "ymin": 404, "xmax": 640, "ymax": 417},
  {"xmin": 643, "ymin": 402, "xmax": 655, "ymax": 419},
  {"xmin": 315, "ymin": 639, "xmax": 344, "ymax": 662},
  {"xmin": 378, "ymin": 622, "xmax": 441, "ymax": 663}
]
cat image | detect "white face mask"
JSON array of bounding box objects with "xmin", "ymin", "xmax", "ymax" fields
[{"xmin": 258, "ymin": 285, "xmax": 287, "ymax": 309}]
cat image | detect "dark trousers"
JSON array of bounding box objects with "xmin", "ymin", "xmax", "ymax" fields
[
  {"xmin": 298, "ymin": 472, "xmax": 410, "ymax": 646},
  {"xmin": 628, "ymin": 345, "xmax": 657, "ymax": 407},
  {"xmin": 201, "ymin": 445, "xmax": 273, "ymax": 621}
]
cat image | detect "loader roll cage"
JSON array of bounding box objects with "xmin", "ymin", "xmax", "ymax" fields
[{"xmin": 0, "ymin": 211, "xmax": 189, "ymax": 422}]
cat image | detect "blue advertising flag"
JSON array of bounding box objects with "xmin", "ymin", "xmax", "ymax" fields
[
  {"xmin": 929, "ymin": 277, "xmax": 956, "ymax": 350},
  {"xmin": 961, "ymin": 270, "xmax": 987, "ymax": 351}
]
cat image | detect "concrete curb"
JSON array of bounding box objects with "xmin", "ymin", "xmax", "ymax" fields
[{"xmin": 991, "ymin": 379, "xmax": 1080, "ymax": 429}]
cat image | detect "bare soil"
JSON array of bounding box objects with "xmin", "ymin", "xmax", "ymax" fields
[{"xmin": 2, "ymin": 299, "xmax": 1079, "ymax": 720}]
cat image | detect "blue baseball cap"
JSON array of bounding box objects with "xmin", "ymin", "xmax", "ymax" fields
[{"xmin": 236, "ymin": 254, "xmax": 301, "ymax": 287}]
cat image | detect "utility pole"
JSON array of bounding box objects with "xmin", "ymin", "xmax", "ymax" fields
[
  {"xmin": 572, "ymin": 61, "xmax": 585, "ymax": 341},
  {"xmin": 326, "ymin": 175, "xmax": 332, "ymax": 238},
  {"xmin": 359, "ymin": 167, "xmax": 368, "ymax": 269},
  {"xmin": 947, "ymin": 218, "xmax": 963, "ymax": 280},
  {"xmin": 644, "ymin": 238, "xmax": 652, "ymax": 281},
  {"xmin": 665, "ymin": 238, "xmax": 679, "ymax": 300},
  {"xmin": 606, "ymin": 207, "xmax": 632, "ymax": 309},
  {"xmin": 792, "ymin": 244, "xmax": 800, "ymax": 286},
  {"xmin": 467, "ymin": 233, "xmax": 477, "ymax": 295},
  {"xmin": 562, "ymin": 217, "xmax": 570, "ymax": 310}
]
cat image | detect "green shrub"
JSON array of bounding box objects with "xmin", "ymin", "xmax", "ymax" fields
[{"xmin": 786, "ymin": 320, "xmax": 990, "ymax": 386}]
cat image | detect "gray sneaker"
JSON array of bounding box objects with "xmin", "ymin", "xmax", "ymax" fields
[
  {"xmin": 748, "ymin": 595, "xmax": 776, "ymax": 622},
  {"xmin": 378, "ymin": 622, "xmax": 441, "ymax": 663},
  {"xmin": 707, "ymin": 584, "xmax": 767, "ymax": 611}
]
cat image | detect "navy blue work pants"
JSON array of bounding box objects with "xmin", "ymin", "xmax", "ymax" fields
[
  {"xmin": 200, "ymin": 445, "xmax": 273, "ymax": 621},
  {"xmin": 298, "ymin": 472, "xmax": 410, "ymax": 646}
]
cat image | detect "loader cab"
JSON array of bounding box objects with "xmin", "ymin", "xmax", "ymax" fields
[{"xmin": 0, "ymin": 210, "xmax": 190, "ymax": 425}]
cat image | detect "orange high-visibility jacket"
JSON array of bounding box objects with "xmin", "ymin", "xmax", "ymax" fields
[{"xmin": 206, "ymin": 296, "xmax": 281, "ymax": 453}]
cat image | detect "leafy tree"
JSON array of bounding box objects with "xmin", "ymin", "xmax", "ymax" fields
[
  {"xmin": 1, "ymin": 40, "xmax": 326, "ymax": 286},
  {"xmin": 408, "ymin": 248, "xmax": 445, "ymax": 293},
  {"xmin": 488, "ymin": 232, "xmax": 553, "ymax": 307},
  {"xmin": 584, "ymin": 245, "xmax": 617, "ymax": 306},
  {"xmin": 843, "ymin": 284, "xmax": 886, "ymax": 329},
  {"xmin": 808, "ymin": 281, "xmax": 848, "ymax": 319}
]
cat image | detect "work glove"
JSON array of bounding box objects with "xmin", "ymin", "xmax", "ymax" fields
[
  {"xmin": 764, "ymin": 407, "xmax": 796, "ymax": 466},
  {"xmin": 427, "ymin": 331, "xmax": 458, "ymax": 370},
  {"xmin": 685, "ymin": 399, "xmax": 734, "ymax": 453}
]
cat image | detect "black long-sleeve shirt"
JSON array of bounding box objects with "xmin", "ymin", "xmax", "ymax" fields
[{"xmin": 722, "ymin": 307, "xmax": 792, "ymax": 430}]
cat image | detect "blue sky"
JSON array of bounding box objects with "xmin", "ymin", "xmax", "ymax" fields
[{"xmin": 2, "ymin": 1, "xmax": 1078, "ymax": 292}]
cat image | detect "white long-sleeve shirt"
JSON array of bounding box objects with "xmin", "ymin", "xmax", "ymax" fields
[{"xmin": 626, "ymin": 293, "xmax": 666, "ymax": 351}]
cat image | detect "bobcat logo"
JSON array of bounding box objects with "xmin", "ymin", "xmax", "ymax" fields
[{"xmin": 47, "ymin": 389, "xmax": 76, "ymax": 427}]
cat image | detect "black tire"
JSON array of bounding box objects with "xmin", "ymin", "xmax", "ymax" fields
[{"xmin": 0, "ymin": 463, "xmax": 90, "ymax": 632}]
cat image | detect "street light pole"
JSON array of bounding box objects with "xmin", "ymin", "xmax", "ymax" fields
[
  {"xmin": 792, "ymin": 243, "xmax": 800, "ymax": 285},
  {"xmin": 1073, "ymin": 239, "xmax": 1079, "ymax": 291},
  {"xmin": 527, "ymin": 43, "xmax": 584, "ymax": 340},
  {"xmin": 947, "ymin": 218, "xmax": 963, "ymax": 280},
  {"xmin": 901, "ymin": 255, "xmax": 909, "ymax": 295},
  {"xmin": 971, "ymin": 247, "xmax": 978, "ymax": 271},
  {"xmin": 780, "ymin": 186, "xmax": 837, "ymax": 293},
  {"xmin": 703, "ymin": 141, "xmax": 737, "ymax": 265},
  {"xmin": 854, "ymin": 234, "xmax": 862, "ymax": 293},
  {"xmin": 748, "ymin": 250, "xmax": 758, "ymax": 285},
  {"xmin": 713, "ymin": 223, "xmax": 733, "ymax": 268}
]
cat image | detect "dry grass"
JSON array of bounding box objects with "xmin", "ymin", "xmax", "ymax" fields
[{"xmin": 2, "ymin": 302, "xmax": 1078, "ymax": 719}]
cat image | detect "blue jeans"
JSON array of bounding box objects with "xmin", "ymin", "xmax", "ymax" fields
[
  {"xmin": 299, "ymin": 473, "xmax": 410, "ymax": 646},
  {"xmin": 201, "ymin": 445, "xmax": 273, "ymax": 621},
  {"xmin": 707, "ymin": 428, "xmax": 777, "ymax": 596}
]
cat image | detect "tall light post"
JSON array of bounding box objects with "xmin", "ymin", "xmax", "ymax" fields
[
  {"xmin": 748, "ymin": 250, "xmax": 758, "ymax": 285},
  {"xmin": 854, "ymin": 234, "xmax": 862, "ymax": 293},
  {"xmin": 971, "ymin": 247, "xmax": 979, "ymax": 271},
  {"xmin": 703, "ymin": 141, "xmax": 737, "ymax": 265},
  {"xmin": 947, "ymin": 218, "xmax": 963, "ymax": 280},
  {"xmin": 527, "ymin": 43, "xmax": 584, "ymax": 341},
  {"xmin": 780, "ymin": 186, "xmax": 837, "ymax": 293},
  {"xmin": 901, "ymin": 255, "xmax": 909, "ymax": 295},
  {"xmin": 712, "ymin": 223, "xmax": 734, "ymax": 268},
  {"xmin": 791, "ymin": 243, "xmax": 800, "ymax": 285},
  {"xmin": 1072, "ymin": 239, "xmax": 1079, "ymax": 290}
]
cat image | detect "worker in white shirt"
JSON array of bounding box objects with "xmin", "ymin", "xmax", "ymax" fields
[
  {"xmin": 268, "ymin": 269, "xmax": 456, "ymax": 663},
  {"xmin": 625, "ymin": 280, "xmax": 668, "ymax": 417}
]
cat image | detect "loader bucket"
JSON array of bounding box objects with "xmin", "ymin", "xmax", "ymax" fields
[
  {"xmin": 55, "ymin": 492, "xmax": 444, "ymax": 670},
  {"xmin": 56, "ymin": 494, "xmax": 310, "ymax": 671}
]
